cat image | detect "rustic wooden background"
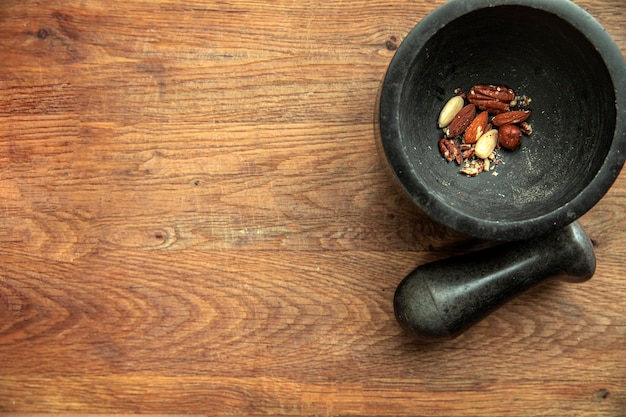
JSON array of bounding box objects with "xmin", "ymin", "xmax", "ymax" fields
[{"xmin": 0, "ymin": 0, "xmax": 625, "ymax": 415}]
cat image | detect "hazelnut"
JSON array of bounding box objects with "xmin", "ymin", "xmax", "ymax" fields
[{"xmin": 498, "ymin": 124, "xmax": 522, "ymax": 150}]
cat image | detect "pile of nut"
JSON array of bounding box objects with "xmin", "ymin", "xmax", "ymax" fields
[{"xmin": 437, "ymin": 84, "xmax": 532, "ymax": 177}]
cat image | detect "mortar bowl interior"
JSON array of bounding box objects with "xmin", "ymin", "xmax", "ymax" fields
[{"xmin": 379, "ymin": 0, "xmax": 626, "ymax": 241}]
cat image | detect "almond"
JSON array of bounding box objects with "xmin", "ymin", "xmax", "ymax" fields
[
  {"xmin": 491, "ymin": 110, "xmax": 531, "ymax": 127},
  {"xmin": 474, "ymin": 129, "xmax": 498, "ymax": 159},
  {"xmin": 438, "ymin": 95, "xmax": 464, "ymax": 128},
  {"xmin": 445, "ymin": 103, "xmax": 476, "ymax": 138},
  {"xmin": 463, "ymin": 111, "xmax": 489, "ymax": 144}
]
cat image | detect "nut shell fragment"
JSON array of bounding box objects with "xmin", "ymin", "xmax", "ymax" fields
[{"xmin": 460, "ymin": 159, "xmax": 484, "ymax": 177}]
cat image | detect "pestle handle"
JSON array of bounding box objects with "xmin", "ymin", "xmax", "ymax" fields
[{"xmin": 394, "ymin": 221, "xmax": 595, "ymax": 340}]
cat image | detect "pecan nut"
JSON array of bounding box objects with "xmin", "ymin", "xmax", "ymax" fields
[
  {"xmin": 468, "ymin": 84, "xmax": 516, "ymax": 103},
  {"xmin": 467, "ymin": 85, "xmax": 515, "ymax": 114},
  {"xmin": 438, "ymin": 138, "xmax": 463, "ymax": 165},
  {"xmin": 519, "ymin": 121, "xmax": 533, "ymax": 135}
]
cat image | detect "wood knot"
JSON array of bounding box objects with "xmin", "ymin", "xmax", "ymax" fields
[
  {"xmin": 37, "ymin": 28, "xmax": 49, "ymax": 40},
  {"xmin": 385, "ymin": 35, "xmax": 399, "ymax": 51}
]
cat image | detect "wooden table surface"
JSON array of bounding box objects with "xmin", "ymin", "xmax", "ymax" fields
[{"xmin": 1, "ymin": 0, "xmax": 625, "ymax": 415}]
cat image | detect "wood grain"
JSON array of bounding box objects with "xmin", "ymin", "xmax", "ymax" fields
[{"xmin": 0, "ymin": 0, "xmax": 625, "ymax": 415}]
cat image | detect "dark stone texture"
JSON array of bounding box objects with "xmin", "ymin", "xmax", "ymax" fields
[{"xmin": 394, "ymin": 221, "xmax": 595, "ymax": 340}]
